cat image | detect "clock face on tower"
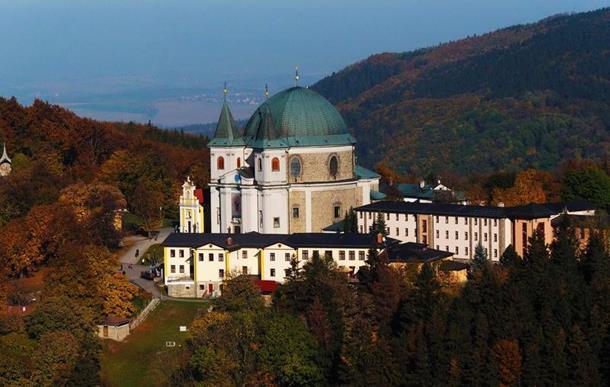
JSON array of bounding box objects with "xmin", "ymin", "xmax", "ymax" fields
[{"xmin": 0, "ymin": 163, "xmax": 10, "ymax": 176}]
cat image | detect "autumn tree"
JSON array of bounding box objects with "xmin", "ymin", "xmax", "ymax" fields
[
  {"xmin": 130, "ymin": 178, "xmax": 164, "ymax": 238},
  {"xmin": 492, "ymin": 168, "xmax": 548, "ymax": 206}
]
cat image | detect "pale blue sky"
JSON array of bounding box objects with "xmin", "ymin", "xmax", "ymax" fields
[
  {"xmin": 0, "ymin": 0, "xmax": 607, "ymax": 125},
  {"xmin": 1, "ymin": 0, "xmax": 608, "ymax": 85}
]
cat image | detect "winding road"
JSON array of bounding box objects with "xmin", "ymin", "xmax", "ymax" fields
[{"xmin": 119, "ymin": 228, "xmax": 171, "ymax": 300}]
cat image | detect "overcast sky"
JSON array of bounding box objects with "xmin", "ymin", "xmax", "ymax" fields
[{"xmin": 0, "ymin": 0, "xmax": 608, "ymax": 92}]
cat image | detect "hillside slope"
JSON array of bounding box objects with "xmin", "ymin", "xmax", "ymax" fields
[{"xmin": 312, "ymin": 8, "xmax": 610, "ymax": 177}]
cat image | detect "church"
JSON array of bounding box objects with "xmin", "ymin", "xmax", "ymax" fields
[
  {"xmin": 181, "ymin": 85, "xmax": 381, "ymax": 234},
  {"xmin": 0, "ymin": 143, "xmax": 11, "ymax": 177}
]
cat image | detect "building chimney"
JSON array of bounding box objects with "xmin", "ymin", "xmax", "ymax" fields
[{"xmin": 226, "ymin": 236, "xmax": 233, "ymax": 246}]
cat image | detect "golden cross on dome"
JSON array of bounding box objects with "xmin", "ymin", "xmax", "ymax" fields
[
  {"xmin": 295, "ymin": 66, "xmax": 300, "ymax": 86},
  {"xmin": 265, "ymin": 83, "xmax": 269, "ymax": 98},
  {"xmin": 223, "ymin": 81, "xmax": 228, "ymax": 101}
]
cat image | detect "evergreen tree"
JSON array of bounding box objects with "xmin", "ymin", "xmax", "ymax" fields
[
  {"xmin": 285, "ymin": 254, "xmax": 302, "ymax": 281},
  {"xmin": 523, "ymin": 227, "xmax": 549, "ymax": 273},
  {"xmin": 567, "ymin": 324, "xmax": 599, "ymax": 385},
  {"xmin": 499, "ymin": 244, "xmax": 521, "ymax": 269},
  {"xmin": 342, "ymin": 207, "xmax": 358, "ymax": 233},
  {"xmin": 473, "ymin": 242, "xmax": 488, "ymax": 269},
  {"xmin": 373, "ymin": 212, "xmax": 387, "ymax": 236}
]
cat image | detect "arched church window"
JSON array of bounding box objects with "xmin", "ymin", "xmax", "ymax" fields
[
  {"xmin": 257, "ymin": 158, "xmax": 262, "ymax": 172},
  {"xmin": 237, "ymin": 157, "xmax": 241, "ymax": 168},
  {"xmin": 271, "ymin": 157, "xmax": 280, "ymax": 172},
  {"xmin": 329, "ymin": 155, "xmax": 338, "ymax": 178},
  {"xmin": 217, "ymin": 156, "xmax": 225, "ymax": 170},
  {"xmin": 290, "ymin": 157, "xmax": 302, "ymax": 177}
]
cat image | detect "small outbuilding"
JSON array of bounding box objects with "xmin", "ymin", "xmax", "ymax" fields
[{"xmin": 98, "ymin": 316, "xmax": 131, "ymax": 342}]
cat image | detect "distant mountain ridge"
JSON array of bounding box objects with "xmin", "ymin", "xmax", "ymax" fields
[{"xmin": 312, "ymin": 8, "xmax": 610, "ymax": 176}]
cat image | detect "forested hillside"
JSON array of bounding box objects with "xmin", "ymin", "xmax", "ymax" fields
[
  {"xmin": 313, "ymin": 8, "xmax": 610, "ymax": 176},
  {"xmin": 0, "ymin": 97, "xmax": 209, "ymax": 384}
]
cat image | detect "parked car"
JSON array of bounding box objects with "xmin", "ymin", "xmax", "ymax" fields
[{"xmin": 140, "ymin": 270, "xmax": 154, "ymax": 280}]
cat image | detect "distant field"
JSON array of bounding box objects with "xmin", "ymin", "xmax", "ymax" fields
[{"xmin": 101, "ymin": 301, "xmax": 206, "ymax": 387}]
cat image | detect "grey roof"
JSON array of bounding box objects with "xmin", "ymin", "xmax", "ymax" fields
[
  {"xmin": 162, "ymin": 231, "xmax": 393, "ymax": 249},
  {"xmin": 387, "ymin": 242, "xmax": 454, "ymax": 263},
  {"xmin": 355, "ymin": 200, "xmax": 595, "ymax": 220},
  {"xmin": 396, "ymin": 182, "xmax": 465, "ymax": 202},
  {"xmin": 208, "ymin": 102, "xmax": 245, "ymax": 147}
]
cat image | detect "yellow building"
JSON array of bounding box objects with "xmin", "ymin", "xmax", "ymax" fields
[
  {"xmin": 179, "ymin": 176, "xmax": 205, "ymax": 233},
  {"xmin": 162, "ymin": 232, "xmax": 388, "ymax": 298}
]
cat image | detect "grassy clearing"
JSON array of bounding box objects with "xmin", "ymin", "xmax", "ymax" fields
[{"xmin": 100, "ymin": 301, "xmax": 205, "ymax": 387}]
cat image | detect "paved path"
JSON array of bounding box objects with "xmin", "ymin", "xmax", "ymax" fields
[
  {"xmin": 119, "ymin": 229, "xmax": 171, "ymax": 300},
  {"xmin": 118, "ymin": 229, "xmax": 208, "ymax": 303}
]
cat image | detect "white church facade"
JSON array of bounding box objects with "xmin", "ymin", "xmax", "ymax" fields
[{"xmin": 183, "ymin": 86, "xmax": 381, "ymax": 234}]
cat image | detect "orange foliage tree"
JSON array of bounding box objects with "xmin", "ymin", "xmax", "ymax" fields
[{"xmin": 491, "ymin": 169, "xmax": 550, "ymax": 206}]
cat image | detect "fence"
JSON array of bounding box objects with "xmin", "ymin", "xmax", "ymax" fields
[{"xmin": 130, "ymin": 297, "xmax": 160, "ymax": 330}]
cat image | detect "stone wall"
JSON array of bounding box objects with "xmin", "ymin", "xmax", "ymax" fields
[
  {"xmin": 311, "ymin": 186, "xmax": 362, "ymax": 232},
  {"xmin": 289, "ymin": 149, "xmax": 354, "ymax": 183},
  {"xmin": 288, "ymin": 190, "xmax": 306, "ymax": 232},
  {"xmin": 167, "ymin": 283, "xmax": 196, "ymax": 298}
]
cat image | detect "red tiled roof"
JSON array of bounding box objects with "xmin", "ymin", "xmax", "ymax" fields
[
  {"xmin": 103, "ymin": 315, "xmax": 131, "ymax": 326},
  {"xmin": 254, "ymin": 279, "xmax": 279, "ymax": 294},
  {"xmin": 194, "ymin": 188, "xmax": 204, "ymax": 206}
]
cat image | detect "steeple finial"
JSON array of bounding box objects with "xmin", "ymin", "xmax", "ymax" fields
[
  {"xmin": 223, "ymin": 81, "xmax": 228, "ymax": 102},
  {"xmin": 264, "ymin": 83, "xmax": 269, "ymax": 99},
  {"xmin": 0, "ymin": 143, "xmax": 11, "ymax": 164},
  {"xmin": 295, "ymin": 66, "xmax": 300, "ymax": 86}
]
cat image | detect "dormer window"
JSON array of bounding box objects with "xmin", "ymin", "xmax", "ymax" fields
[
  {"xmin": 272, "ymin": 157, "xmax": 280, "ymax": 172},
  {"xmin": 217, "ymin": 156, "xmax": 225, "ymax": 170}
]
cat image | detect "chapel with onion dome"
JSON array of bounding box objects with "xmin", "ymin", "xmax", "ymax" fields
[{"xmin": 203, "ymin": 84, "xmax": 381, "ymax": 234}]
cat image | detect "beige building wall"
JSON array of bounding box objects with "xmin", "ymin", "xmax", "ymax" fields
[
  {"xmin": 288, "ymin": 146, "xmax": 355, "ymax": 183},
  {"xmin": 288, "ymin": 190, "xmax": 307, "ymax": 232},
  {"xmin": 98, "ymin": 324, "xmax": 130, "ymax": 342},
  {"xmin": 513, "ymin": 218, "xmax": 553, "ymax": 257},
  {"xmin": 311, "ymin": 186, "xmax": 362, "ymax": 232}
]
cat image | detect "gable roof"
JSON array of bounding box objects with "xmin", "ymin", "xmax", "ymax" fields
[
  {"xmin": 162, "ymin": 231, "xmax": 396, "ymax": 250},
  {"xmin": 355, "ymin": 200, "xmax": 596, "ymax": 220},
  {"xmin": 387, "ymin": 242, "xmax": 454, "ymax": 263}
]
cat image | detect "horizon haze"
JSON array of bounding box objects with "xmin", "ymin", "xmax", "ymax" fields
[{"xmin": 1, "ymin": 0, "xmax": 608, "ymax": 126}]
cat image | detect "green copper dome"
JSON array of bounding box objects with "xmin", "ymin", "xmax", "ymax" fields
[{"xmin": 243, "ymin": 87, "xmax": 355, "ymax": 149}]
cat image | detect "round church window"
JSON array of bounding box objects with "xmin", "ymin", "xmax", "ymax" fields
[
  {"xmin": 329, "ymin": 156, "xmax": 338, "ymax": 178},
  {"xmin": 290, "ymin": 157, "xmax": 302, "ymax": 177}
]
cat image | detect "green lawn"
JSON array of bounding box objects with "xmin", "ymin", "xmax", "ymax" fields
[{"xmin": 101, "ymin": 301, "xmax": 205, "ymax": 387}]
